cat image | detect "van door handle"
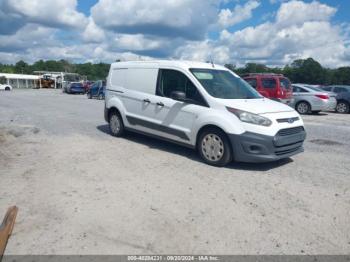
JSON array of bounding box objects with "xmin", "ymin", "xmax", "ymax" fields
[
  {"xmin": 143, "ymin": 98, "xmax": 151, "ymax": 103},
  {"xmin": 156, "ymin": 102, "xmax": 164, "ymax": 107}
]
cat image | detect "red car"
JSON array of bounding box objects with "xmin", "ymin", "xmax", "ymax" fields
[{"xmin": 243, "ymin": 73, "xmax": 293, "ymax": 105}]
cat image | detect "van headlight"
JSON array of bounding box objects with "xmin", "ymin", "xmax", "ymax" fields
[{"xmin": 226, "ymin": 107, "xmax": 272, "ymax": 127}]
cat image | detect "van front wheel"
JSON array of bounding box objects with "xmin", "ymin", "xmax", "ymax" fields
[
  {"xmin": 198, "ymin": 128, "xmax": 232, "ymax": 167},
  {"xmin": 109, "ymin": 111, "xmax": 124, "ymax": 137}
]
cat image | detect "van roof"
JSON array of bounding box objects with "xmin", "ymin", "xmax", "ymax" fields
[{"xmin": 110, "ymin": 60, "xmax": 228, "ymax": 71}]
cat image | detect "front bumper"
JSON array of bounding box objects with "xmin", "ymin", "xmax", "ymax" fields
[{"xmin": 228, "ymin": 127, "xmax": 306, "ymax": 163}]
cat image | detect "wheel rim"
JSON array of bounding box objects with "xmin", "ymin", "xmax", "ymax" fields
[
  {"xmin": 110, "ymin": 115, "xmax": 120, "ymax": 134},
  {"xmin": 201, "ymin": 134, "xmax": 224, "ymax": 162},
  {"xmin": 337, "ymin": 103, "xmax": 347, "ymax": 113},
  {"xmin": 297, "ymin": 102, "xmax": 309, "ymax": 114}
]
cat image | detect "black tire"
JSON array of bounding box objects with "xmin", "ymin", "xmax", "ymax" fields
[
  {"xmin": 198, "ymin": 127, "xmax": 232, "ymax": 167},
  {"xmin": 5, "ymin": 87, "xmax": 10, "ymax": 91},
  {"xmin": 336, "ymin": 101, "xmax": 349, "ymax": 114},
  {"xmin": 296, "ymin": 101, "xmax": 311, "ymax": 114},
  {"xmin": 109, "ymin": 111, "xmax": 124, "ymax": 137}
]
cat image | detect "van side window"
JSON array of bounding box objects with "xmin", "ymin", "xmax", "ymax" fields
[
  {"xmin": 157, "ymin": 69, "xmax": 207, "ymax": 106},
  {"xmin": 245, "ymin": 79, "xmax": 257, "ymax": 89},
  {"xmin": 262, "ymin": 78, "xmax": 276, "ymax": 89}
]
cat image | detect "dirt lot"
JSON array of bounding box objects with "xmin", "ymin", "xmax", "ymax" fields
[{"xmin": 0, "ymin": 89, "xmax": 349, "ymax": 255}]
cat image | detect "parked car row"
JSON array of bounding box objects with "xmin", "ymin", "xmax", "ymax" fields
[
  {"xmin": 63, "ymin": 80, "xmax": 106, "ymax": 100},
  {"xmin": 291, "ymin": 84, "xmax": 337, "ymax": 114},
  {"xmin": 321, "ymin": 85, "xmax": 350, "ymax": 113},
  {"xmin": 241, "ymin": 73, "xmax": 349, "ymax": 115}
]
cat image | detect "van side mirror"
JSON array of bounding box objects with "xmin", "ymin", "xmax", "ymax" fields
[{"xmin": 170, "ymin": 91, "xmax": 186, "ymax": 102}]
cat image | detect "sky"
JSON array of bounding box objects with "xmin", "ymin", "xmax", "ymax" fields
[{"xmin": 0, "ymin": 0, "xmax": 349, "ymax": 68}]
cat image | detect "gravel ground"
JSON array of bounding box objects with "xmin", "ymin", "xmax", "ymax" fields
[{"xmin": 0, "ymin": 89, "xmax": 349, "ymax": 255}]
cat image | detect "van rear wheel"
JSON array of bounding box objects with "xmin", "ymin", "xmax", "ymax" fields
[
  {"xmin": 109, "ymin": 111, "xmax": 124, "ymax": 137},
  {"xmin": 198, "ymin": 128, "xmax": 232, "ymax": 167}
]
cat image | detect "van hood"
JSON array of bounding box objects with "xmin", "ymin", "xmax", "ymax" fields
[{"xmin": 219, "ymin": 98, "xmax": 294, "ymax": 114}]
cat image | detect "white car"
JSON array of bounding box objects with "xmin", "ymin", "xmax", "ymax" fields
[
  {"xmin": 104, "ymin": 60, "xmax": 306, "ymax": 166},
  {"xmin": 0, "ymin": 84, "xmax": 12, "ymax": 91},
  {"xmin": 292, "ymin": 84, "xmax": 337, "ymax": 114}
]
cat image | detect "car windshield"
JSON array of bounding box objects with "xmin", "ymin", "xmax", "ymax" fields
[{"xmin": 190, "ymin": 69, "xmax": 261, "ymax": 99}]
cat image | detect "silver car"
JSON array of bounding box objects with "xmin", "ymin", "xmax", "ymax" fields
[{"xmin": 292, "ymin": 84, "xmax": 337, "ymax": 114}]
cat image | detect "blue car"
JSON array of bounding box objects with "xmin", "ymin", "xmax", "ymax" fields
[
  {"xmin": 87, "ymin": 80, "xmax": 106, "ymax": 100},
  {"xmin": 67, "ymin": 82, "xmax": 85, "ymax": 94}
]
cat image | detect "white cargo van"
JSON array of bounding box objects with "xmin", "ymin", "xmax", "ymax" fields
[{"xmin": 104, "ymin": 60, "xmax": 306, "ymax": 166}]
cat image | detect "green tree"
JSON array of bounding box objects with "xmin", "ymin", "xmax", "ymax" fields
[
  {"xmin": 288, "ymin": 58, "xmax": 325, "ymax": 84},
  {"xmin": 14, "ymin": 60, "xmax": 31, "ymax": 74},
  {"xmin": 332, "ymin": 67, "xmax": 350, "ymax": 85}
]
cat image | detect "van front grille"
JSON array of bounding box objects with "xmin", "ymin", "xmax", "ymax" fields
[
  {"xmin": 275, "ymin": 146, "xmax": 302, "ymax": 156},
  {"xmin": 277, "ymin": 117, "xmax": 299, "ymax": 123}
]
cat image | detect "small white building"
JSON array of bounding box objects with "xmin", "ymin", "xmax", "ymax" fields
[{"xmin": 0, "ymin": 73, "xmax": 40, "ymax": 89}]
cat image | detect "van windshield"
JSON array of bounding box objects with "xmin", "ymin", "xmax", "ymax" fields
[{"xmin": 190, "ymin": 69, "xmax": 262, "ymax": 99}]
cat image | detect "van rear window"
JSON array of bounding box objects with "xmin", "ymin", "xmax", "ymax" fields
[{"xmin": 280, "ymin": 78, "xmax": 291, "ymax": 90}]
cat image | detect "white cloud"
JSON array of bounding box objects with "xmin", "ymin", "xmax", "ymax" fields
[
  {"xmin": 0, "ymin": 42, "xmax": 153, "ymax": 65},
  {"xmin": 0, "ymin": 24, "xmax": 57, "ymax": 52},
  {"xmin": 174, "ymin": 41, "xmax": 230, "ymax": 64},
  {"xmin": 111, "ymin": 34, "xmax": 162, "ymax": 51},
  {"xmin": 0, "ymin": 0, "xmax": 349, "ymax": 69},
  {"xmin": 82, "ymin": 17, "xmax": 106, "ymax": 43},
  {"xmin": 91, "ymin": 0, "xmax": 220, "ymax": 40},
  {"xmin": 214, "ymin": 0, "xmax": 349, "ymax": 67},
  {"xmin": 276, "ymin": 0, "xmax": 336, "ymax": 27},
  {"xmin": 218, "ymin": 0, "xmax": 260, "ymax": 28},
  {"xmin": 0, "ymin": 0, "xmax": 87, "ymax": 34}
]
